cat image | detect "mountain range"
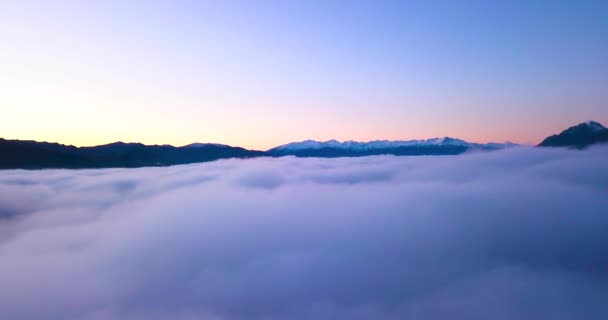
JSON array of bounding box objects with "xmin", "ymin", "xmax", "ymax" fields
[
  {"xmin": 0, "ymin": 141, "xmax": 263, "ymax": 169},
  {"xmin": 268, "ymin": 138, "xmax": 515, "ymax": 157},
  {"xmin": 1, "ymin": 121, "xmax": 605, "ymax": 169}
]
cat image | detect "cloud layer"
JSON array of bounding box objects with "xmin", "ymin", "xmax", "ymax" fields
[{"xmin": 1, "ymin": 146, "xmax": 608, "ymax": 320}]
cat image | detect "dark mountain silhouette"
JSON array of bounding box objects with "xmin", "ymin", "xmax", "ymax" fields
[
  {"xmin": 539, "ymin": 121, "xmax": 608, "ymax": 148},
  {"xmin": 0, "ymin": 139, "xmax": 264, "ymax": 169},
  {"xmin": 1, "ymin": 136, "xmax": 516, "ymax": 169}
]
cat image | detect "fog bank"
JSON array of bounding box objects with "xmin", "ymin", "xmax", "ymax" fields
[{"xmin": 1, "ymin": 146, "xmax": 607, "ymax": 319}]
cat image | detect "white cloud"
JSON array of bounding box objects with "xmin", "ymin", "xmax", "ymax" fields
[{"xmin": 1, "ymin": 146, "xmax": 607, "ymax": 319}]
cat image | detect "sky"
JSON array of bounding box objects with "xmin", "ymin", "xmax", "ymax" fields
[{"xmin": 1, "ymin": 0, "xmax": 606, "ymax": 150}]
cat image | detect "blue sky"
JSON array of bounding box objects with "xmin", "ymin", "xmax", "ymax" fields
[{"xmin": 1, "ymin": 0, "xmax": 606, "ymax": 148}]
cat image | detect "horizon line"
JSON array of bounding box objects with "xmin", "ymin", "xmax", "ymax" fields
[{"xmin": 1, "ymin": 135, "xmax": 532, "ymax": 150}]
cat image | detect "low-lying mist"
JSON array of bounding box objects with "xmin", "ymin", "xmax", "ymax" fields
[{"xmin": 1, "ymin": 146, "xmax": 607, "ymax": 320}]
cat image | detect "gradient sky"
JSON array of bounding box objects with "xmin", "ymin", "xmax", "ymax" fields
[{"xmin": 1, "ymin": 1, "xmax": 606, "ymax": 150}]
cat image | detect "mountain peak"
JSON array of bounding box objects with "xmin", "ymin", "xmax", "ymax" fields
[
  {"xmin": 562, "ymin": 121, "xmax": 606, "ymax": 136},
  {"xmin": 429, "ymin": 137, "xmax": 469, "ymax": 146},
  {"xmin": 539, "ymin": 121, "xmax": 608, "ymax": 148},
  {"xmin": 184, "ymin": 143, "xmax": 231, "ymax": 148},
  {"xmin": 583, "ymin": 121, "xmax": 606, "ymax": 131},
  {"xmin": 100, "ymin": 141, "xmax": 145, "ymax": 147}
]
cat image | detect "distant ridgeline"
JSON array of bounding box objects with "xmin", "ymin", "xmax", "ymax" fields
[
  {"xmin": 0, "ymin": 137, "xmax": 515, "ymax": 169},
  {"xmin": 1, "ymin": 121, "xmax": 604, "ymax": 169},
  {"xmin": 266, "ymin": 138, "xmax": 514, "ymax": 157},
  {"xmin": 0, "ymin": 141, "xmax": 263, "ymax": 169}
]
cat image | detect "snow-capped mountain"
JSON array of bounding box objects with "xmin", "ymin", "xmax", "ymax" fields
[
  {"xmin": 273, "ymin": 137, "xmax": 470, "ymax": 151},
  {"xmin": 539, "ymin": 121, "xmax": 608, "ymax": 148},
  {"xmin": 269, "ymin": 137, "xmax": 515, "ymax": 157},
  {"xmin": 584, "ymin": 121, "xmax": 606, "ymax": 132}
]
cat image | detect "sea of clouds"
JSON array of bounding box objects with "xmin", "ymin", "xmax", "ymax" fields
[{"xmin": 1, "ymin": 146, "xmax": 607, "ymax": 320}]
